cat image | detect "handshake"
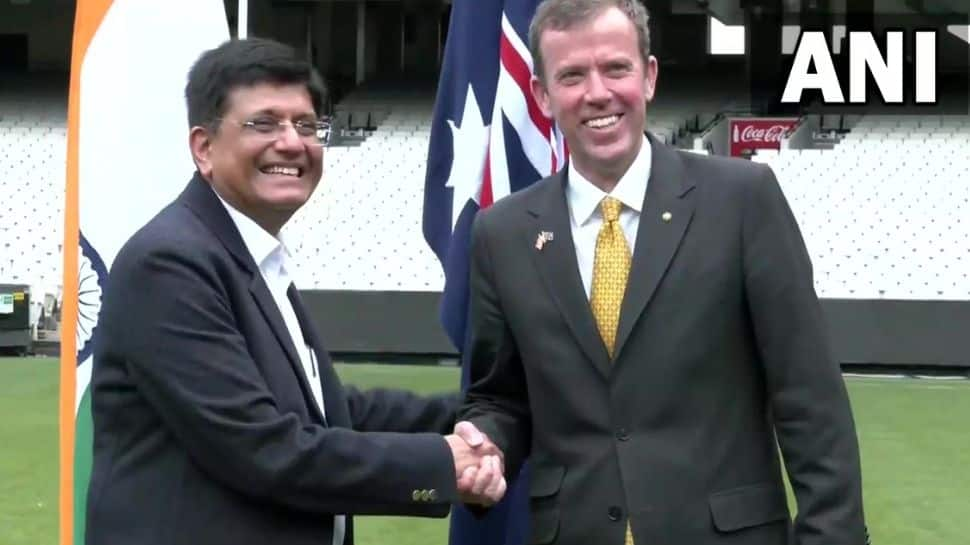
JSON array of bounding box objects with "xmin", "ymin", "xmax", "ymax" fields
[{"xmin": 444, "ymin": 421, "xmax": 507, "ymax": 506}]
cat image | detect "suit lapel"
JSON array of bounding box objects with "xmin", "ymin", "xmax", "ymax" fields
[
  {"xmin": 287, "ymin": 286, "xmax": 352, "ymax": 428},
  {"xmin": 179, "ymin": 173, "xmax": 256, "ymax": 272},
  {"xmin": 527, "ymin": 172, "xmax": 612, "ymax": 378},
  {"xmin": 249, "ymin": 279, "xmax": 329, "ymax": 425},
  {"xmin": 178, "ymin": 173, "xmax": 330, "ymax": 425},
  {"xmin": 613, "ymin": 135, "xmax": 696, "ymax": 360}
]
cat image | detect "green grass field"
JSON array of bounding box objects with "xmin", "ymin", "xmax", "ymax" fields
[{"xmin": 1, "ymin": 357, "xmax": 968, "ymax": 545}]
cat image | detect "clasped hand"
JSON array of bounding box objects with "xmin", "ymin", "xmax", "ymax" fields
[{"xmin": 444, "ymin": 421, "xmax": 507, "ymax": 506}]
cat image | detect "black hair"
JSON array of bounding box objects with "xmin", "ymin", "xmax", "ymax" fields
[{"xmin": 184, "ymin": 37, "xmax": 326, "ymax": 128}]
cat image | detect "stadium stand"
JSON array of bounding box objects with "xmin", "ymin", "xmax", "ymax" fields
[
  {"xmin": 0, "ymin": 78, "xmax": 66, "ymax": 340},
  {"xmin": 3, "ymin": 77, "xmax": 967, "ymax": 304},
  {"xmin": 754, "ymin": 115, "xmax": 970, "ymax": 300},
  {"xmin": 287, "ymin": 93, "xmax": 444, "ymax": 291},
  {"xmin": 0, "ymin": 79, "xmax": 66, "ymax": 295}
]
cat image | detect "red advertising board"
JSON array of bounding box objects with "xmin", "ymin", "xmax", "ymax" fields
[{"xmin": 729, "ymin": 118, "xmax": 799, "ymax": 157}]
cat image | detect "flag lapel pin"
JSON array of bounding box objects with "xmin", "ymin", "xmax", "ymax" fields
[{"xmin": 535, "ymin": 231, "xmax": 554, "ymax": 250}]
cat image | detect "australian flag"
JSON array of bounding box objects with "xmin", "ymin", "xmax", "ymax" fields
[{"xmin": 422, "ymin": 1, "xmax": 566, "ymax": 544}]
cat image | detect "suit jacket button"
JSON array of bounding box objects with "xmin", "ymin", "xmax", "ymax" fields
[
  {"xmin": 608, "ymin": 506, "xmax": 623, "ymax": 521},
  {"xmin": 412, "ymin": 490, "xmax": 422, "ymax": 501},
  {"xmin": 420, "ymin": 490, "xmax": 430, "ymax": 501},
  {"xmin": 428, "ymin": 489, "xmax": 438, "ymax": 501},
  {"xmin": 616, "ymin": 428, "xmax": 629, "ymax": 441}
]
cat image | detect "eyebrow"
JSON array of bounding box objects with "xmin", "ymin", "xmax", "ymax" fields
[
  {"xmin": 603, "ymin": 58, "xmax": 633, "ymax": 68},
  {"xmin": 247, "ymin": 108, "xmax": 317, "ymax": 119},
  {"xmin": 554, "ymin": 65, "xmax": 586, "ymax": 79}
]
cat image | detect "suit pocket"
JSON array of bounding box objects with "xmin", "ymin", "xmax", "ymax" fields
[
  {"xmin": 529, "ymin": 464, "xmax": 565, "ymax": 544},
  {"xmin": 708, "ymin": 482, "xmax": 790, "ymax": 533}
]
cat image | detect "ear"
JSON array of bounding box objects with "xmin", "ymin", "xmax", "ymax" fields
[
  {"xmin": 189, "ymin": 125, "xmax": 215, "ymax": 180},
  {"xmin": 530, "ymin": 75, "xmax": 553, "ymax": 118},
  {"xmin": 643, "ymin": 55, "xmax": 659, "ymax": 104}
]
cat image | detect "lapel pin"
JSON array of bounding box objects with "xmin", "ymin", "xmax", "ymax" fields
[
  {"xmin": 662, "ymin": 211, "xmax": 673, "ymax": 223},
  {"xmin": 535, "ymin": 231, "xmax": 554, "ymax": 250}
]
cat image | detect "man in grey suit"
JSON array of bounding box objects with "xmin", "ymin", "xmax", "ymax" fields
[{"xmin": 458, "ymin": 1, "xmax": 867, "ymax": 544}]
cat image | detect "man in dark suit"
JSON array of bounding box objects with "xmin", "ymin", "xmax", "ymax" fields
[
  {"xmin": 87, "ymin": 38, "xmax": 504, "ymax": 545},
  {"xmin": 458, "ymin": 1, "xmax": 867, "ymax": 544}
]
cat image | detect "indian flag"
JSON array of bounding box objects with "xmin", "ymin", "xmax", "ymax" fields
[{"xmin": 60, "ymin": 2, "xmax": 228, "ymax": 544}]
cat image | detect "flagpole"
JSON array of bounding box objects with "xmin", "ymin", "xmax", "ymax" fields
[{"xmin": 238, "ymin": 0, "xmax": 248, "ymax": 38}]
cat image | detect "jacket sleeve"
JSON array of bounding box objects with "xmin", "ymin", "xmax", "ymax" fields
[
  {"xmin": 346, "ymin": 387, "xmax": 460, "ymax": 435},
  {"xmin": 742, "ymin": 165, "xmax": 867, "ymax": 545},
  {"xmin": 457, "ymin": 211, "xmax": 532, "ymax": 482}
]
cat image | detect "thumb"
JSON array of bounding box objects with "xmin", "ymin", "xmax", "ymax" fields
[{"xmin": 454, "ymin": 420, "xmax": 484, "ymax": 447}]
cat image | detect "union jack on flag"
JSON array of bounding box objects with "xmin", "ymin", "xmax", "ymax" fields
[{"xmin": 422, "ymin": 1, "xmax": 567, "ymax": 544}]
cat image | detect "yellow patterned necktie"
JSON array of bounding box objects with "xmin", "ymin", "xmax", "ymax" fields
[
  {"xmin": 590, "ymin": 196, "xmax": 631, "ymax": 359},
  {"xmin": 589, "ymin": 196, "xmax": 635, "ymax": 545}
]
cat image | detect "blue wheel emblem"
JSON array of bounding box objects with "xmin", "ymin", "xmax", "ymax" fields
[{"xmin": 77, "ymin": 232, "xmax": 108, "ymax": 366}]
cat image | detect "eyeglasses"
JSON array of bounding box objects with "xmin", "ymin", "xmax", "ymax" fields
[{"xmin": 217, "ymin": 116, "xmax": 331, "ymax": 147}]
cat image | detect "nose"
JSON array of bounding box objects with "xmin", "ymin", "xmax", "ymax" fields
[
  {"xmin": 274, "ymin": 121, "xmax": 305, "ymax": 151},
  {"xmin": 583, "ymin": 70, "xmax": 611, "ymax": 104}
]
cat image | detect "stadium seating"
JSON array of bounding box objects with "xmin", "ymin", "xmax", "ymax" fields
[
  {"xmin": 287, "ymin": 97, "xmax": 444, "ymax": 291},
  {"xmin": 754, "ymin": 115, "xmax": 970, "ymax": 300},
  {"xmin": 3, "ymin": 77, "xmax": 967, "ymax": 302},
  {"xmin": 0, "ymin": 81, "xmax": 66, "ymax": 294}
]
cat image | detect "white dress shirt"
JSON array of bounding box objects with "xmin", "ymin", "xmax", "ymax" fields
[
  {"xmin": 215, "ymin": 189, "xmax": 346, "ymax": 545},
  {"xmin": 565, "ymin": 135, "xmax": 652, "ymax": 299}
]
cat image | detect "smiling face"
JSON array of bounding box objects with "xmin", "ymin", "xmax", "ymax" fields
[
  {"xmin": 531, "ymin": 6, "xmax": 657, "ymax": 191},
  {"xmin": 190, "ymin": 82, "xmax": 323, "ymax": 234}
]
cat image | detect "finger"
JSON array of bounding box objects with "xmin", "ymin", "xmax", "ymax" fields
[
  {"xmin": 488, "ymin": 476, "xmax": 507, "ymax": 503},
  {"xmin": 485, "ymin": 456, "xmax": 506, "ymax": 499},
  {"xmin": 483, "ymin": 460, "xmax": 506, "ymax": 505},
  {"xmin": 489, "ymin": 448, "xmax": 505, "ymax": 472},
  {"xmin": 481, "ymin": 457, "xmax": 500, "ymax": 497},
  {"xmin": 454, "ymin": 421, "xmax": 484, "ymax": 447},
  {"xmin": 457, "ymin": 465, "xmax": 478, "ymax": 493},
  {"xmin": 471, "ymin": 456, "xmax": 496, "ymax": 496}
]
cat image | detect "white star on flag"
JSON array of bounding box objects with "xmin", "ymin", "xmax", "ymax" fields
[{"xmin": 444, "ymin": 84, "xmax": 490, "ymax": 231}]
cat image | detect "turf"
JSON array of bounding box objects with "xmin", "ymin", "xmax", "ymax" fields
[
  {"xmin": 1, "ymin": 357, "xmax": 968, "ymax": 545},
  {"xmin": 0, "ymin": 357, "xmax": 59, "ymax": 545}
]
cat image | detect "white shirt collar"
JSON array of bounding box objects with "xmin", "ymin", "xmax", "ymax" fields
[
  {"xmin": 567, "ymin": 134, "xmax": 652, "ymax": 226},
  {"xmin": 211, "ymin": 186, "xmax": 292, "ymax": 273}
]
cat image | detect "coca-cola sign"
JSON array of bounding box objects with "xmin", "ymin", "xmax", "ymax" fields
[
  {"xmin": 738, "ymin": 124, "xmax": 788, "ymax": 143},
  {"xmin": 729, "ymin": 118, "xmax": 798, "ymax": 157}
]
